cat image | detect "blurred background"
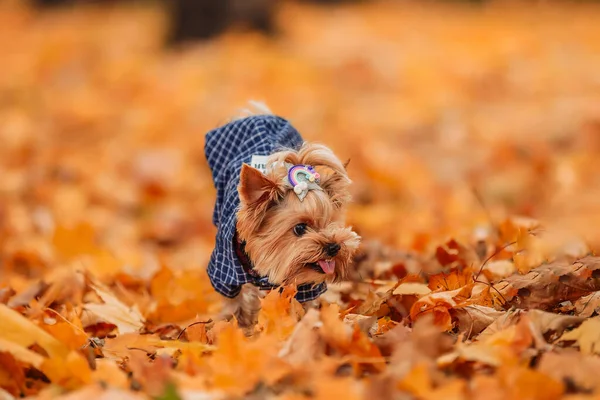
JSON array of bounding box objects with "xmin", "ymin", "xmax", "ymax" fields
[{"xmin": 2, "ymin": 0, "xmax": 600, "ymax": 301}]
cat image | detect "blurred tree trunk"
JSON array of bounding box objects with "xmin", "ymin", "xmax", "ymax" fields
[{"xmin": 166, "ymin": 0, "xmax": 278, "ymax": 45}]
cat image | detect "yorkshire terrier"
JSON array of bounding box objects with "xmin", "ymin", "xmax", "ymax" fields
[{"xmin": 204, "ymin": 102, "xmax": 360, "ymax": 327}]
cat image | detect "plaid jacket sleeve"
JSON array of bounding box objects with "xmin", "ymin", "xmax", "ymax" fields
[{"xmin": 204, "ymin": 115, "xmax": 327, "ymax": 302}]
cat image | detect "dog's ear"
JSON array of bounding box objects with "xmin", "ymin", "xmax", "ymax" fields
[
  {"xmin": 319, "ymin": 172, "xmax": 352, "ymax": 208},
  {"xmin": 238, "ymin": 164, "xmax": 279, "ymax": 205},
  {"xmin": 237, "ymin": 164, "xmax": 282, "ymax": 240}
]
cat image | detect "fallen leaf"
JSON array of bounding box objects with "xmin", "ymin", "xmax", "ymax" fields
[
  {"xmin": 91, "ymin": 359, "xmax": 129, "ymax": 389},
  {"xmin": 393, "ymin": 282, "xmax": 432, "ymax": 296},
  {"xmin": 483, "ymin": 260, "xmax": 516, "ymax": 280},
  {"xmin": 574, "ymin": 291, "xmax": 600, "ymax": 318},
  {"xmin": 538, "ymin": 349, "xmax": 600, "ymax": 393},
  {"xmin": 41, "ymin": 319, "xmax": 89, "ymax": 351},
  {"xmin": 498, "ymin": 365, "xmax": 564, "ymax": 400},
  {"xmin": 257, "ymin": 285, "xmax": 304, "ymax": 340},
  {"xmin": 0, "ymin": 304, "xmax": 69, "ymax": 359},
  {"xmin": 410, "ymin": 286, "xmax": 471, "ymax": 330},
  {"xmin": 422, "ymin": 380, "xmax": 466, "ymax": 400},
  {"xmin": 397, "ymin": 363, "xmax": 432, "ymax": 397},
  {"xmin": 451, "ymin": 305, "xmax": 505, "ymax": 338},
  {"xmin": 494, "ymin": 256, "xmax": 600, "ymax": 310},
  {"xmin": 279, "ymin": 308, "xmax": 324, "ymax": 365},
  {"xmin": 478, "ymin": 309, "xmax": 522, "ymax": 342},
  {"xmin": 343, "ymin": 313, "xmax": 377, "ymax": 335},
  {"xmin": 83, "ymin": 284, "xmax": 144, "ymax": 334},
  {"xmin": 558, "ymin": 317, "xmax": 600, "ymax": 355},
  {"xmin": 0, "ymin": 337, "xmax": 44, "ymax": 368},
  {"xmin": 525, "ymin": 310, "xmax": 584, "ymax": 341},
  {"xmin": 128, "ymin": 352, "xmax": 174, "ymax": 397},
  {"xmin": 0, "ymin": 353, "xmax": 27, "ymax": 397},
  {"xmin": 470, "ymin": 375, "xmax": 506, "ymax": 400}
]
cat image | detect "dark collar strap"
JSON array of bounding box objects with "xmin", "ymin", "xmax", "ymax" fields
[{"xmin": 233, "ymin": 230, "xmax": 261, "ymax": 278}]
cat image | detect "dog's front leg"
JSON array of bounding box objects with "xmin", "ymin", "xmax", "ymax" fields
[
  {"xmin": 218, "ymin": 284, "xmax": 263, "ymax": 334},
  {"xmin": 302, "ymin": 298, "xmax": 321, "ymax": 313}
]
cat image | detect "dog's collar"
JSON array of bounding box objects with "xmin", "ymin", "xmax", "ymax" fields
[{"xmin": 233, "ymin": 230, "xmax": 260, "ymax": 278}]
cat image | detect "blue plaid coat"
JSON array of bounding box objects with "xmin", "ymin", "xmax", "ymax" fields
[{"xmin": 204, "ymin": 115, "xmax": 327, "ymax": 302}]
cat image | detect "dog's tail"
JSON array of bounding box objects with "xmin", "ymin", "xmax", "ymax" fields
[{"xmin": 231, "ymin": 100, "xmax": 273, "ymax": 121}]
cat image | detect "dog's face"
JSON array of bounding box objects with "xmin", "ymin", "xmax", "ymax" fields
[{"xmin": 236, "ymin": 143, "xmax": 361, "ymax": 287}]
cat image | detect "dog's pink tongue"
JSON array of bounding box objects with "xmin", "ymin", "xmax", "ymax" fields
[{"xmin": 318, "ymin": 260, "xmax": 336, "ymax": 274}]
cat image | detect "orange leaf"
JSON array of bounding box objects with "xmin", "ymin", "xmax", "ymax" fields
[
  {"xmin": 41, "ymin": 320, "xmax": 88, "ymax": 351},
  {"xmin": 498, "ymin": 365, "xmax": 564, "ymax": 400},
  {"xmin": 398, "ymin": 363, "xmax": 432, "ymax": 397},
  {"xmin": 257, "ymin": 285, "xmax": 304, "ymax": 340}
]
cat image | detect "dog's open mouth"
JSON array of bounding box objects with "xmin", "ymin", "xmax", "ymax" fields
[{"xmin": 307, "ymin": 259, "xmax": 336, "ymax": 274}]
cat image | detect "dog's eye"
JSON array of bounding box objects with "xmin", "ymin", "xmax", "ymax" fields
[{"xmin": 293, "ymin": 223, "xmax": 308, "ymax": 237}]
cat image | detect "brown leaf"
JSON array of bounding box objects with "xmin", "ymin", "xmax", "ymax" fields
[
  {"xmin": 497, "ymin": 365, "xmax": 564, "ymax": 400},
  {"xmin": 525, "ymin": 310, "xmax": 584, "ymax": 340},
  {"xmin": 574, "ymin": 291, "xmax": 600, "ymax": 317},
  {"xmin": 478, "ymin": 309, "xmax": 522, "ymax": 341},
  {"xmin": 83, "ymin": 284, "xmax": 145, "ymax": 334},
  {"xmin": 127, "ymin": 352, "xmax": 174, "ymax": 398},
  {"xmin": 343, "ymin": 313, "xmax": 377, "ymax": 335},
  {"xmin": 451, "ymin": 305, "xmax": 505, "ymax": 338},
  {"xmin": 557, "ymin": 317, "xmax": 600, "ymax": 355},
  {"xmin": 279, "ymin": 308, "xmax": 325, "ymax": 365},
  {"xmin": 494, "ymin": 256, "xmax": 600, "ymax": 310},
  {"xmin": 0, "ymin": 337, "xmax": 44, "ymax": 369},
  {"xmin": 538, "ymin": 349, "xmax": 600, "ymax": 393}
]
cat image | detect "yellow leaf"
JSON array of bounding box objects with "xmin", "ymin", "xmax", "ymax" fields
[
  {"xmin": 92, "ymin": 359, "xmax": 129, "ymax": 389},
  {"xmin": 558, "ymin": 317, "xmax": 600, "ymax": 355},
  {"xmin": 84, "ymin": 284, "xmax": 145, "ymax": 334},
  {"xmin": 41, "ymin": 320, "xmax": 88, "ymax": 351},
  {"xmin": 0, "ymin": 304, "xmax": 68, "ymax": 359},
  {"xmin": 320, "ymin": 303, "xmax": 351, "ymax": 348},
  {"xmin": 257, "ymin": 285, "xmax": 304, "ymax": 340},
  {"xmin": 0, "ymin": 337, "xmax": 44, "ymax": 368},
  {"xmin": 393, "ymin": 282, "xmax": 432, "ymax": 296},
  {"xmin": 398, "ymin": 363, "xmax": 432, "ymax": 396},
  {"xmin": 0, "ymin": 305, "xmax": 90, "ymax": 389},
  {"xmin": 41, "ymin": 350, "xmax": 92, "ymax": 389}
]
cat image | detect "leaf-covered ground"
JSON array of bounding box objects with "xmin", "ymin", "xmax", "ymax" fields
[{"xmin": 2, "ymin": 1, "xmax": 600, "ymax": 399}]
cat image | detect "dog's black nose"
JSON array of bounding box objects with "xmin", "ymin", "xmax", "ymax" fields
[{"xmin": 325, "ymin": 243, "xmax": 341, "ymax": 257}]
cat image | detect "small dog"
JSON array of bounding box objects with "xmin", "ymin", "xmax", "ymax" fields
[{"xmin": 204, "ymin": 103, "xmax": 360, "ymax": 327}]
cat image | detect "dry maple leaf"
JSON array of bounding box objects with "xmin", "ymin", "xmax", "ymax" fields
[
  {"xmin": 557, "ymin": 317, "xmax": 600, "ymax": 355},
  {"xmin": 0, "ymin": 304, "xmax": 91, "ymax": 389},
  {"xmin": 494, "ymin": 256, "xmax": 600, "ymax": 310},
  {"xmin": 148, "ymin": 265, "xmax": 222, "ymax": 323},
  {"xmin": 523, "ymin": 310, "xmax": 585, "ymax": 346},
  {"xmin": 0, "ymin": 352, "xmax": 29, "ymax": 397},
  {"xmin": 450, "ymin": 305, "xmax": 505, "ymax": 338},
  {"xmin": 208, "ymin": 324, "xmax": 290, "ymax": 397},
  {"xmin": 574, "ymin": 291, "xmax": 600, "ymax": 318},
  {"xmin": 538, "ymin": 349, "xmax": 600, "ymax": 394},
  {"xmin": 279, "ymin": 308, "xmax": 324, "ymax": 365},
  {"xmin": 410, "ymin": 285, "xmax": 473, "ymax": 330},
  {"xmin": 393, "ymin": 282, "xmax": 432, "ymax": 296},
  {"xmin": 83, "ymin": 284, "xmax": 145, "ymax": 334},
  {"xmin": 257, "ymin": 285, "xmax": 305, "ymax": 340},
  {"xmin": 497, "ymin": 365, "xmax": 564, "ymax": 400},
  {"xmin": 439, "ymin": 316, "xmax": 535, "ymax": 368},
  {"xmin": 127, "ymin": 352, "xmax": 174, "ymax": 397},
  {"xmin": 0, "ymin": 337, "xmax": 45, "ymax": 370}
]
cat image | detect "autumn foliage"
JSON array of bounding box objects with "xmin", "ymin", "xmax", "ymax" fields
[{"xmin": 3, "ymin": 1, "xmax": 600, "ymax": 399}]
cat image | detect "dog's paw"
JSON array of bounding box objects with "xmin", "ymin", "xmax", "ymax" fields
[{"xmin": 218, "ymin": 284, "xmax": 263, "ymax": 334}]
